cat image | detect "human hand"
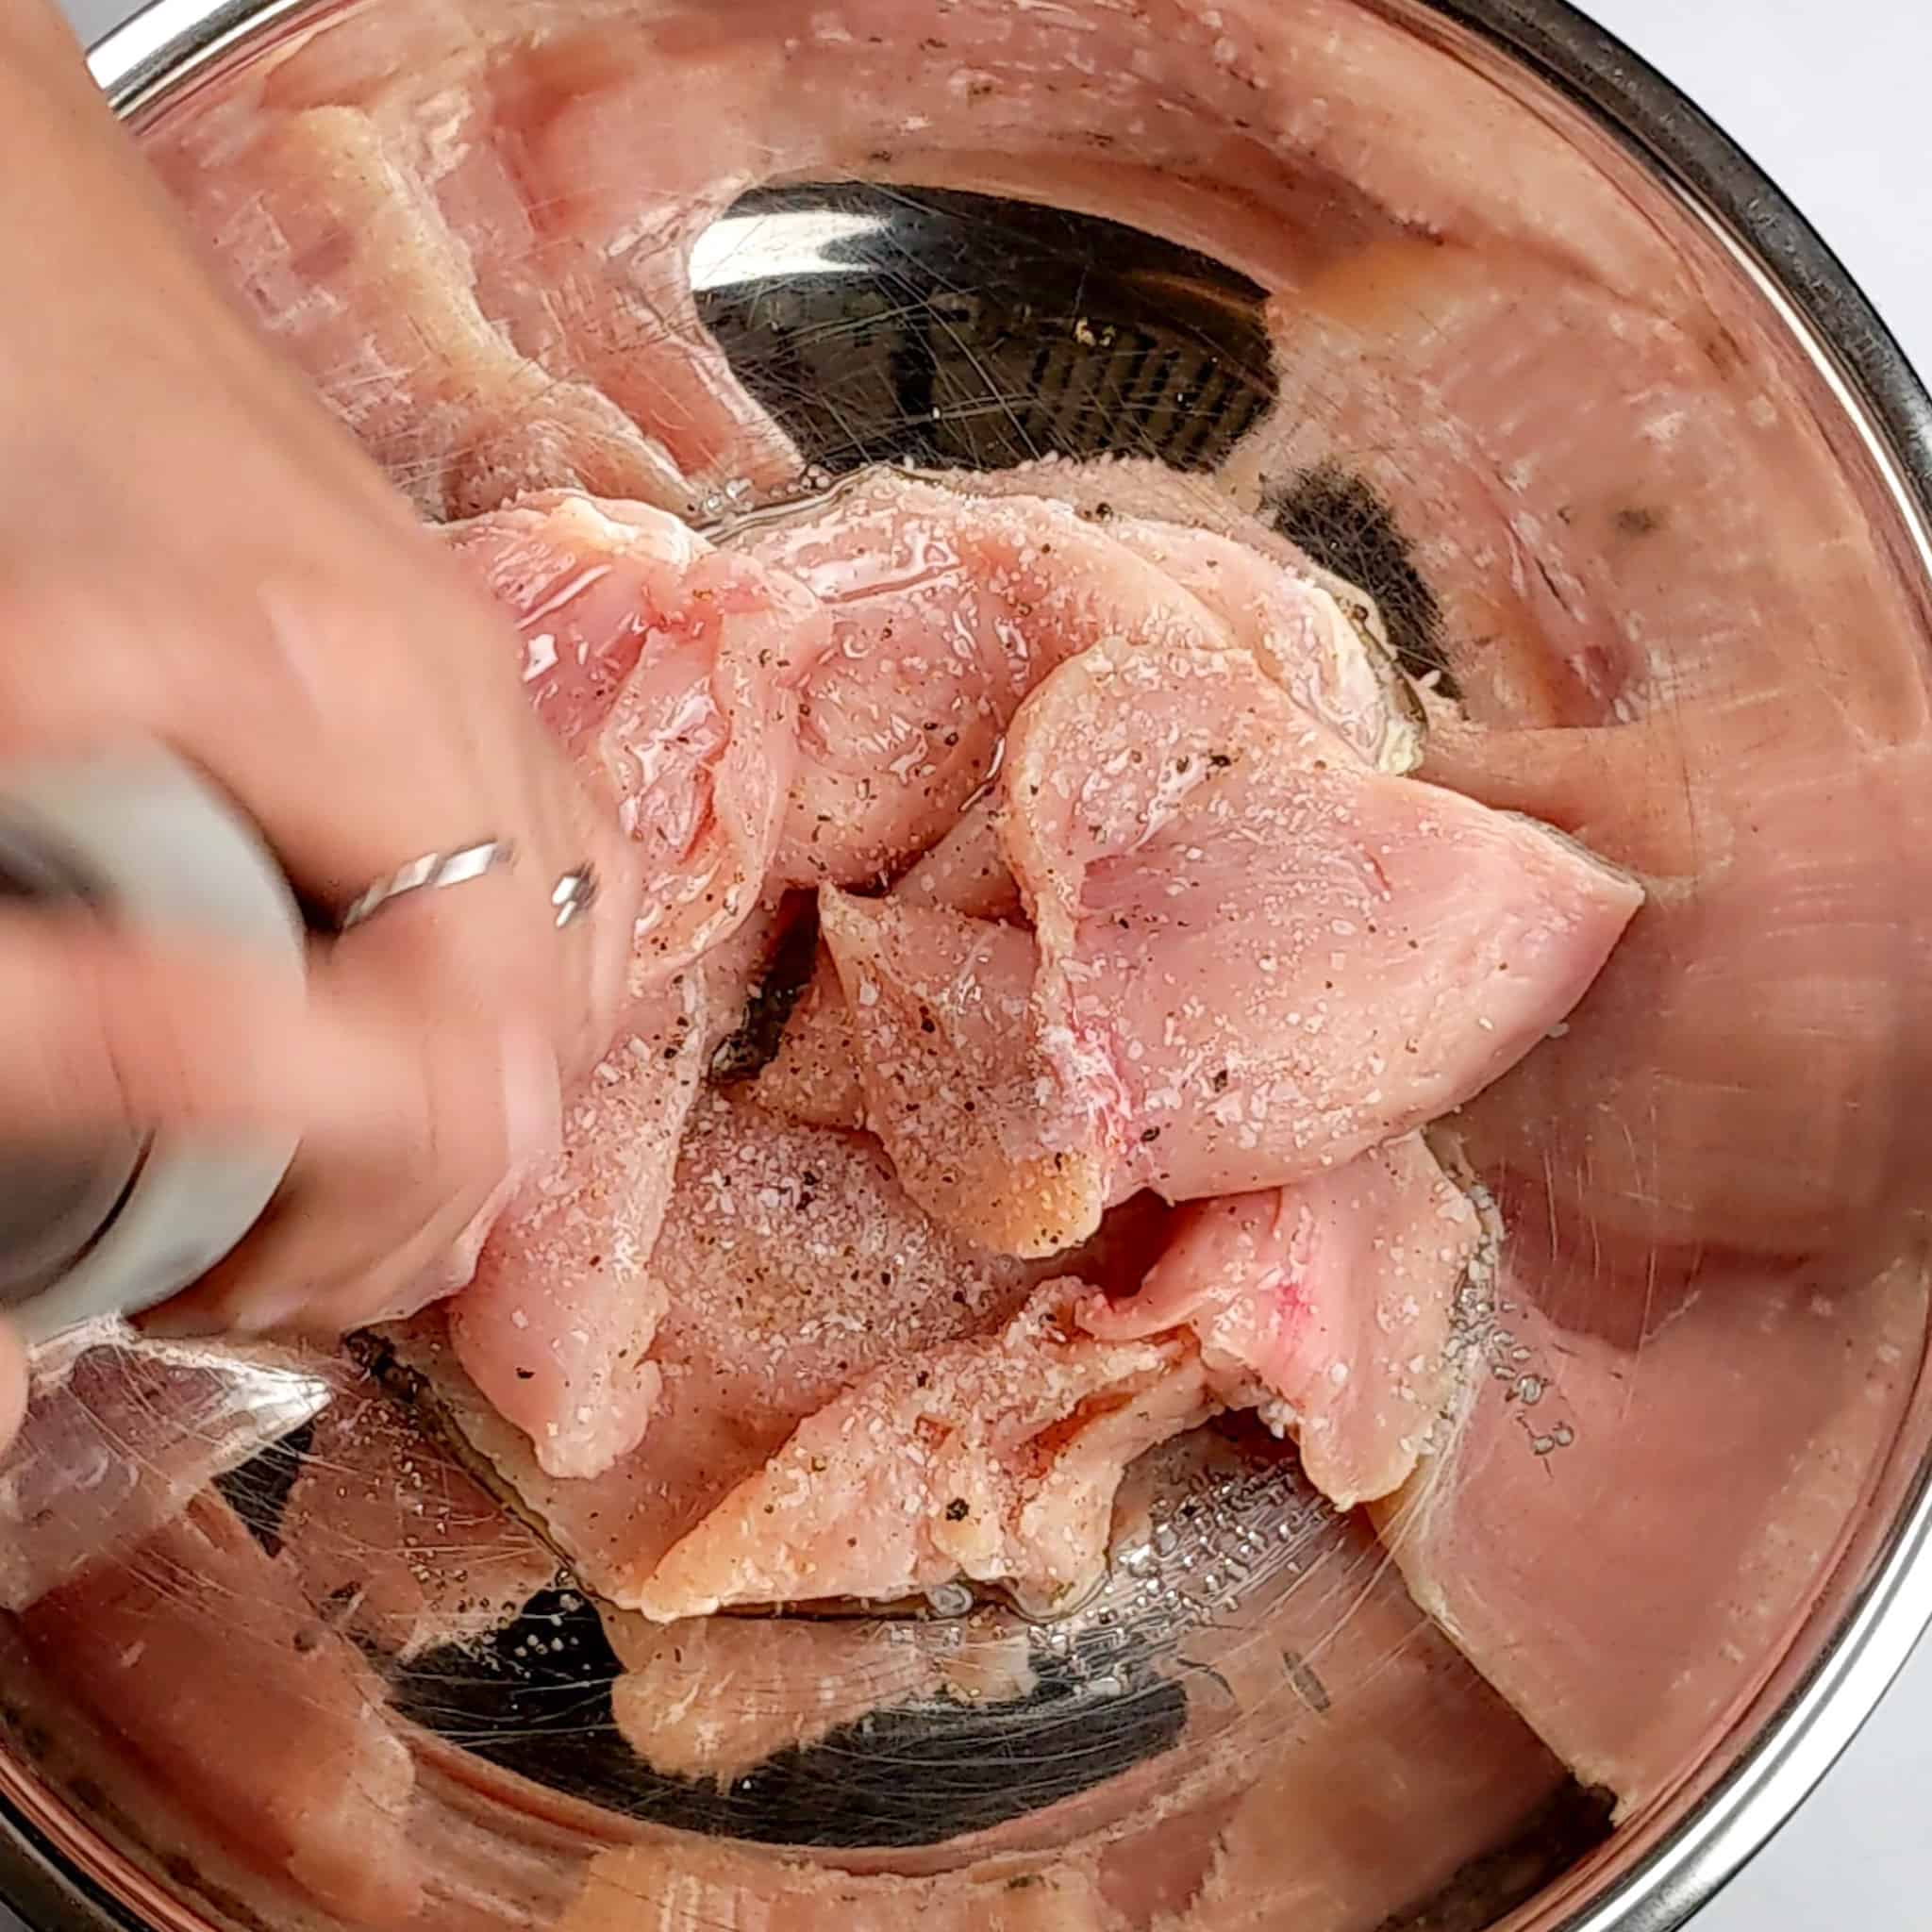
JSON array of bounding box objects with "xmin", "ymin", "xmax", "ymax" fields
[{"xmin": 0, "ymin": 3, "xmax": 638, "ymax": 1341}]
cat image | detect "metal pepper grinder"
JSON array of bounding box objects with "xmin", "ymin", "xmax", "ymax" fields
[{"xmin": 0, "ymin": 749, "xmax": 304, "ymax": 1344}]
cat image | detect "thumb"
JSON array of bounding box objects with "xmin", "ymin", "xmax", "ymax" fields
[{"xmin": 0, "ymin": 908, "xmax": 420, "ymax": 1154}]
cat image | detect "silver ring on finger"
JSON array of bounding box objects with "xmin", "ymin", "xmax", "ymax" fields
[
  {"xmin": 338, "ymin": 839, "xmax": 518, "ymax": 933},
  {"xmin": 551, "ymin": 863, "xmax": 598, "ymax": 930}
]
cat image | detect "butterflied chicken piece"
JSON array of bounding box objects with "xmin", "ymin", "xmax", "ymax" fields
[
  {"xmin": 940, "ymin": 458, "xmax": 1422, "ymax": 774},
  {"xmin": 283, "ymin": 1380, "xmax": 557, "ymax": 1659},
  {"xmin": 153, "ymin": 108, "xmax": 691, "ymax": 519},
  {"xmin": 1083, "ymin": 1135, "xmax": 1478, "ymax": 1509},
  {"xmin": 0, "ymin": 1328, "xmax": 332, "ymax": 1611},
  {"xmin": 452, "ymin": 488, "xmax": 832, "ymax": 991},
  {"xmin": 820, "ymin": 890, "xmax": 1104, "ymax": 1259},
  {"xmin": 1001, "ymin": 635, "xmax": 1643, "ymax": 1203},
  {"xmin": 596, "ymin": 554, "xmax": 827, "ymax": 991},
  {"xmin": 1372, "ymin": 1251, "xmax": 1926, "ymax": 1811},
  {"xmin": 1424, "ymin": 713, "xmax": 1932, "ymax": 1267},
  {"xmin": 450, "ymin": 974, "xmax": 707, "ymax": 1479},
  {"xmin": 408, "ymin": 1091, "xmax": 1039, "ymax": 1607},
  {"xmin": 634, "ymin": 1282, "xmax": 1216, "ymax": 1621},
  {"xmin": 18, "ymin": 1494, "xmax": 425, "ymax": 1926},
  {"xmin": 602, "ymin": 1607, "xmax": 1035, "ymax": 1784},
  {"xmin": 740, "ymin": 471, "xmax": 1392, "ymax": 886}
]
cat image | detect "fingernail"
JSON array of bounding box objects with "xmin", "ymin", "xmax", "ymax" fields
[{"xmin": 502, "ymin": 1025, "xmax": 563, "ymax": 1178}]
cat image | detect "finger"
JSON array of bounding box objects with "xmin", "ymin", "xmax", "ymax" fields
[
  {"xmin": 0, "ymin": 541, "xmax": 631, "ymax": 1075},
  {"xmin": 0, "ymin": 1325, "xmax": 26, "ymax": 1459},
  {"xmin": 138, "ymin": 936, "xmax": 560, "ymax": 1341},
  {"xmin": 0, "ymin": 909, "xmax": 407, "ymax": 1150}
]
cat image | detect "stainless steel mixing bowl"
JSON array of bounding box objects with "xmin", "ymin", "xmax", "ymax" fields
[{"xmin": 4, "ymin": 1, "xmax": 1931, "ymax": 1927}]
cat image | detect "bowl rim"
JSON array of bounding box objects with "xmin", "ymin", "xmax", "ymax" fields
[{"xmin": 3, "ymin": 2, "xmax": 1928, "ymax": 1929}]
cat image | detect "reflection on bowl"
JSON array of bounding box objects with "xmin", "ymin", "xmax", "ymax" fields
[{"xmin": 5, "ymin": 2, "xmax": 1932, "ymax": 1930}]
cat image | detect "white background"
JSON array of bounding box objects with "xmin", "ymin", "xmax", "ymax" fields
[{"xmin": 36, "ymin": 1, "xmax": 1932, "ymax": 1927}]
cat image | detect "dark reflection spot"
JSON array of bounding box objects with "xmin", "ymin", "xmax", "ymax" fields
[
  {"xmin": 695, "ymin": 183, "xmax": 1275, "ymax": 475},
  {"xmin": 391, "ymin": 1591, "xmax": 1183, "ymax": 1848},
  {"xmin": 1377, "ymin": 1780, "xmax": 1615, "ymax": 1931},
  {"xmin": 1268, "ymin": 461, "xmax": 1456, "ymax": 694},
  {"xmin": 709, "ymin": 905, "xmax": 822, "ymax": 1083},
  {"xmin": 214, "ymin": 1420, "xmax": 314, "ymax": 1559}
]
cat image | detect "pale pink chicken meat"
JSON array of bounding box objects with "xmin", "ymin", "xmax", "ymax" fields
[
  {"xmin": 634, "ymin": 1281, "xmax": 1217, "ymax": 1621},
  {"xmin": 941, "ymin": 460, "xmax": 1422, "ymax": 774},
  {"xmin": 601, "ymin": 1607, "xmax": 1035, "ymax": 1783},
  {"xmin": 18, "ymin": 1495, "xmax": 425, "ymax": 1926},
  {"xmin": 446, "ymin": 490, "xmax": 717, "ymax": 752},
  {"xmin": 450, "ymin": 975, "xmax": 707, "ymax": 1479},
  {"xmin": 1083, "ymin": 1133, "xmax": 1479, "ymax": 1509},
  {"xmin": 434, "ymin": 492, "xmax": 827, "ymax": 1480},
  {"xmin": 403, "ymin": 1090, "xmax": 1042, "ymax": 1607},
  {"xmin": 749, "ymin": 800, "xmax": 1020, "ymax": 1135},
  {"xmin": 738, "ymin": 471, "xmax": 1404, "ymax": 887},
  {"xmin": 819, "ymin": 890, "xmax": 1104, "ymax": 1260},
  {"xmin": 999, "ymin": 634, "xmax": 1644, "ymax": 1204},
  {"xmin": 746, "ymin": 942, "xmax": 869, "ymax": 1130},
  {"xmin": 152, "ymin": 108, "xmax": 694, "ymax": 520},
  {"xmin": 449, "ymin": 488, "xmax": 833, "ymax": 992}
]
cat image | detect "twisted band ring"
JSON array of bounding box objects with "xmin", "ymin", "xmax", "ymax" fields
[{"xmin": 338, "ymin": 840, "xmax": 517, "ymax": 932}]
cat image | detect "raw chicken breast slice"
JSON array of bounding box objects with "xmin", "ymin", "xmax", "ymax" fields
[
  {"xmin": 899, "ymin": 795, "xmax": 1025, "ymax": 920},
  {"xmin": 634, "ymin": 1282, "xmax": 1217, "ymax": 1621},
  {"xmin": 819, "ymin": 890, "xmax": 1108, "ymax": 1259},
  {"xmin": 750, "ymin": 799, "xmax": 1019, "ymax": 1135},
  {"xmin": 449, "ymin": 973, "xmax": 706, "ymax": 1479},
  {"xmin": 601, "ymin": 1607, "xmax": 1034, "ymax": 1785},
  {"xmin": 401, "ymin": 1091, "xmax": 1040, "ymax": 1607},
  {"xmin": 447, "ymin": 490, "xmax": 715, "ymax": 751},
  {"xmin": 1425, "ymin": 711, "xmax": 1932, "ymax": 1268},
  {"xmin": 18, "ymin": 1494, "xmax": 425, "ymax": 1926},
  {"xmin": 745, "ymin": 941, "xmax": 867, "ymax": 1130},
  {"xmin": 0, "ymin": 1329, "xmax": 332, "ymax": 1611},
  {"xmin": 447, "ymin": 27, "xmax": 804, "ymax": 497},
  {"xmin": 152, "ymin": 108, "xmax": 692, "ymax": 519},
  {"xmin": 1000, "ymin": 634, "xmax": 1644, "ymax": 1202},
  {"xmin": 740, "ymin": 471, "xmax": 1294, "ymax": 885},
  {"xmin": 1082, "ymin": 1134, "xmax": 1478, "ymax": 1509},
  {"xmin": 593, "ymin": 551, "xmax": 831, "ymax": 995},
  {"xmin": 283, "ymin": 1378, "xmax": 557, "ymax": 1659},
  {"xmin": 451, "ymin": 488, "xmax": 833, "ymax": 992},
  {"xmin": 939, "ymin": 458, "xmax": 1422, "ymax": 774},
  {"xmin": 1371, "ymin": 1250, "xmax": 1926, "ymax": 1813}
]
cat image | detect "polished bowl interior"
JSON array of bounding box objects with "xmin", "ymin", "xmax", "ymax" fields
[{"xmin": 4, "ymin": 1, "xmax": 1932, "ymax": 1928}]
